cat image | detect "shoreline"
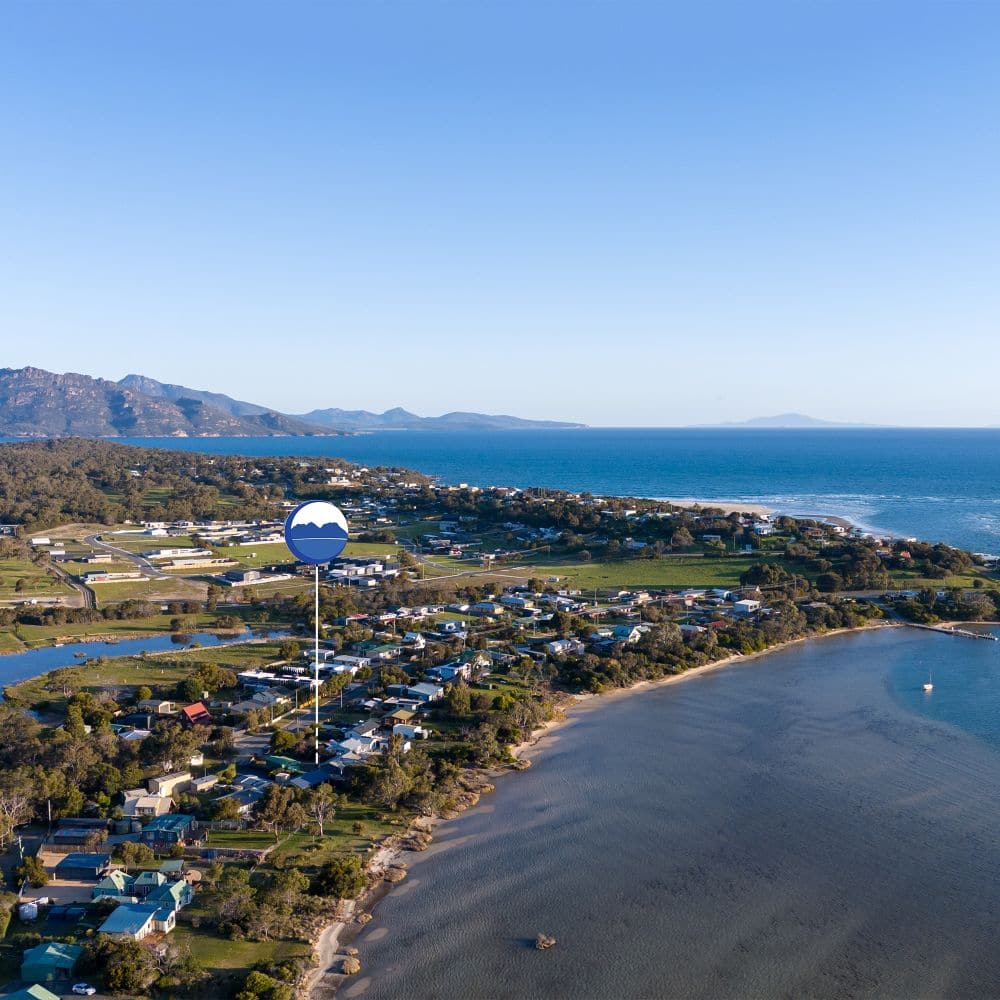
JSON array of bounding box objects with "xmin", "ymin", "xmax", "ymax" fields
[
  {"xmin": 0, "ymin": 626, "xmax": 283, "ymax": 660},
  {"xmin": 305, "ymin": 619, "xmax": 899, "ymax": 997},
  {"xmin": 510, "ymin": 620, "xmax": 898, "ymax": 757}
]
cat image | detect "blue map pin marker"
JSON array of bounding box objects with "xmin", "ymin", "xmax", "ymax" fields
[{"xmin": 284, "ymin": 501, "xmax": 349, "ymax": 564}]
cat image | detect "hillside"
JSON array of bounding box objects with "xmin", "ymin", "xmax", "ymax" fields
[
  {"xmin": 298, "ymin": 406, "xmax": 586, "ymax": 431},
  {"xmin": 0, "ymin": 367, "xmax": 328, "ymax": 437}
]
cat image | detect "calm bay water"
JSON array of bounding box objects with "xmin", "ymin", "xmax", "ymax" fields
[
  {"xmin": 0, "ymin": 628, "xmax": 287, "ymax": 689},
  {"xmin": 88, "ymin": 428, "xmax": 1000, "ymax": 553},
  {"xmin": 342, "ymin": 628, "xmax": 1000, "ymax": 1000}
]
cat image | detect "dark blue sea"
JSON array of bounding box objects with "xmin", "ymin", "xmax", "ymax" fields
[{"xmin": 91, "ymin": 428, "xmax": 1000, "ymax": 553}]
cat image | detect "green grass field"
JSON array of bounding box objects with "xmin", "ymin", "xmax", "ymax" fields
[
  {"xmin": 92, "ymin": 577, "xmax": 207, "ymax": 606},
  {"xmin": 0, "ymin": 557, "xmax": 74, "ymax": 599},
  {"xmin": 343, "ymin": 540, "xmax": 402, "ymax": 557},
  {"xmin": 887, "ymin": 568, "xmax": 997, "ymax": 590},
  {"xmin": 0, "ymin": 631, "xmax": 25, "ymax": 653},
  {"xmin": 170, "ymin": 924, "xmax": 311, "ymax": 977},
  {"xmin": 99, "ymin": 533, "xmax": 197, "ymax": 552},
  {"xmin": 13, "ymin": 611, "xmax": 221, "ymax": 646},
  {"xmin": 220, "ymin": 541, "xmax": 292, "ymax": 568}
]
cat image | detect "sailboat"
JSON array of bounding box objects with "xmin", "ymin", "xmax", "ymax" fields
[{"xmin": 923, "ymin": 672, "xmax": 934, "ymax": 693}]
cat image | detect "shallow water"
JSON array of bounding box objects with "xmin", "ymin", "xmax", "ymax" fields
[
  {"xmin": 0, "ymin": 628, "xmax": 288, "ymax": 690},
  {"xmin": 347, "ymin": 629, "xmax": 1000, "ymax": 999}
]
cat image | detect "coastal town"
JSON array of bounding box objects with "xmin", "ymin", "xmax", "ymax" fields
[{"xmin": 0, "ymin": 440, "xmax": 997, "ymax": 999}]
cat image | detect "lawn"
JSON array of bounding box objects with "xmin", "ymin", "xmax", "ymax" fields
[
  {"xmin": 92, "ymin": 576, "xmax": 207, "ymax": 606},
  {"xmin": 0, "ymin": 631, "xmax": 24, "ymax": 653},
  {"xmin": 61, "ymin": 559, "xmax": 133, "ymax": 576},
  {"xmin": 170, "ymin": 924, "xmax": 311, "ymax": 983},
  {"xmin": 219, "ymin": 541, "xmax": 293, "ymax": 568},
  {"xmin": 522, "ymin": 554, "xmax": 764, "ymax": 591},
  {"xmin": 887, "ymin": 567, "xmax": 998, "ymax": 590},
  {"xmin": 13, "ymin": 611, "xmax": 221, "ymax": 646},
  {"xmin": 0, "ymin": 557, "xmax": 74, "ymax": 599},
  {"xmin": 269, "ymin": 803, "xmax": 403, "ymax": 869},
  {"xmin": 205, "ymin": 829, "xmax": 278, "ymax": 849},
  {"xmin": 343, "ymin": 540, "xmax": 402, "ymax": 557},
  {"xmin": 98, "ymin": 533, "xmax": 197, "ymax": 552}
]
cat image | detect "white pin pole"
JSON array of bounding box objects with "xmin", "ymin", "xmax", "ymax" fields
[{"xmin": 314, "ymin": 565, "xmax": 320, "ymax": 765}]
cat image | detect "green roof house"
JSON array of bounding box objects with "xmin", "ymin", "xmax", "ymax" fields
[
  {"xmin": 148, "ymin": 878, "xmax": 194, "ymax": 912},
  {"xmin": 92, "ymin": 869, "xmax": 136, "ymax": 900},
  {"xmin": 20, "ymin": 941, "xmax": 82, "ymax": 982},
  {"xmin": 6, "ymin": 986, "xmax": 62, "ymax": 1000},
  {"xmin": 133, "ymin": 870, "xmax": 168, "ymax": 897}
]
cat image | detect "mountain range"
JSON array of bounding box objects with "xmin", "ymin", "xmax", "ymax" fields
[{"xmin": 0, "ymin": 368, "xmax": 584, "ymax": 437}]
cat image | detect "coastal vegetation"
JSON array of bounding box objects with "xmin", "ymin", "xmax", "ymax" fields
[{"xmin": 0, "ymin": 439, "xmax": 997, "ymax": 997}]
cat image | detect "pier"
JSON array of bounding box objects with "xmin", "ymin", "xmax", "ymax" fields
[{"xmin": 905, "ymin": 623, "xmax": 999, "ymax": 641}]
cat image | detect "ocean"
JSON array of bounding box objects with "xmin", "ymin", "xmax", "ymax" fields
[
  {"xmin": 62, "ymin": 427, "xmax": 1000, "ymax": 554},
  {"xmin": 342, "ymin": 627, "xmax": 1000, "ymax": 1000}
]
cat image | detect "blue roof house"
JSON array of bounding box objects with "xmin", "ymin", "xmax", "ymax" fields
[
  {"xmin": 98, "ymin": 901, "xmax": 175, "ymax": 940},
  {"xmin": 55, "ymin": 853, "xmax": 112, "ymax": 879},
  {"xmin": 139, "ymin": 813, "xmax": 196, "ymax": 847}
]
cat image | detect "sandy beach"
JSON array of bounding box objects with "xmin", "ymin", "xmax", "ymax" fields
[{"xmin": 668, "ymin": 498, "xmax": 774, "ymax": 516}]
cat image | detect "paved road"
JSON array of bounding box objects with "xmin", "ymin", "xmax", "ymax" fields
[
  {"xmin": 84, "ymin": 533, "xmax": 164, "ymax": 577},
  {"xmin": 48, "ymin": 561, "xmax": 95, "ymax": 609}
]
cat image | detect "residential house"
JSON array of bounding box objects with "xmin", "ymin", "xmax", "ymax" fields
[
  {"xmin": 50, "ymin": 817, "xmax": 111, "ymax": 848},
  {"xmin": 147, "ymin": 879, "xmax": 194, "ymax": 912},
  {"xmin": 215, "ymin": 787, "xmax": 265, "ymax": 817},
  {"xmin": 92, "ymin": 870, "xmax": 137, "ymax": 901},
  {"xmin": 133, "ymin": 871, "xmax": 168, "ymax": 898},
  {"xmin": 6, "ymin": 986, "xmax": 60, "ymax": 1000},
  {"xmin": 139, "ymin": 814, "xmax": 196, "ymax": 848},
  {"xmin": 393, "ymin": 722, "xmax": 429, "ymax": 740},
  {"xmin": 426, "ymin": 662, "xmax": 471, "ymax": 683},
  {"xmin": 330, "ymin": 654, "xmax": 371, "ymax": 673},
  {"xmin": 289, "ymin": 765, "xmax": 340, "ymax": 790},
  {"xmin": 469, "ymin": 601, "xmax": 505, "ymax": 617},
  {"xmin": 383, "ymin": 708, "xmax": 418, "ymax": 728},
  {"xmin": 181, "ymin": 702, "xmax": 212, "ymax": 726},
  {"xmin": 733, "ymin": 599, "xmax": 762, "ymax": 618},
  {"xmin": 406, "ymin": 682, "xmax": 444, "ymax": 703},
  {"xmin": 137, "ymin": 699, "xmax": 177, "ymax": 715},
  {"xmin": 544, "ymin": 638, "xmax": 585, "ymax": 656},
  {"xmin": 147, "ymin": 772, "xmax": 192, "ymax": 797},
  {"xmin": 55, "ymin": 854, "xmax": 111, "ymax": 880},
  {"xmin": 611, "ymin": 624, "xmax": 645, "ymax": 644},
  {"xmin": 123, "ymin": 795, "xmax": 173, "ymax": 818},
  {"xmin": 97, "ymin": 902, "xmax": 175, "ymax": 940},
  {"xmin": 20, "ymin": 942, "xmax": 82, "ymax": 983}
]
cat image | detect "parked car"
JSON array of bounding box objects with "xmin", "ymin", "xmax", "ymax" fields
[{"xmin": 73, "ymin": 986, "xmax": 97, "ymax": 997}]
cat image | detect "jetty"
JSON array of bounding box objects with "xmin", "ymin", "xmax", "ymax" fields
[{"xmin": 905, "ymin": 623, "xmax": 998, "ymax": 642}]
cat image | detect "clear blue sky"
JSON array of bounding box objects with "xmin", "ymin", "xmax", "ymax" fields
[{"xmin": 2, "ymin": 1, "xmax": 998, "ymax": 426}]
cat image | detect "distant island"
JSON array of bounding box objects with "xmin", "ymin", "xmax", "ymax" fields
[
  {"xmin": 695, "ymin": 412, "xmax": 883, "ymax": 429},
  {"xmin": 0, "ymin": 368, "xmax": 586, "ymax": 438}
]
